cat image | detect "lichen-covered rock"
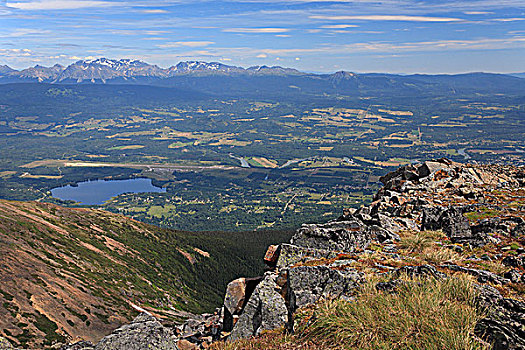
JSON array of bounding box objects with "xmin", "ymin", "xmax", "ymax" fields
[
  {"xmin": 224, "ymin": 278, "xmax": 247, "ymax": 316},
  {"xmin": 60, "ymin": 341, "xmax": 95, "ymax": 350},
  {"xmin": 223, "ymin": 277, "xmax": 262, "ymax": 332},
  {"xmin": 287, "ymin": 265, "xmax": 363, "ymax": 312},
  {"xmin": 229, "ymin": 273, "xmax": 288, "ymax": 341},
  {"xmin": 502, "ymin": 255, "xmax": 525, "ymax": 269},
  {"xmin": 441, "ymin": 206, "xmax": 475, "ymax": 243},
  {"xmin": 440, "ymin": 264, "xmax": 509, "ymax": 285},
  {"xmin": 475, "ymin": 285, "xmax": 525, "ymax": 350},
  {"xmin": 290, "ymin": 220, "xmax": 370, "ymax": 252},
  {"xmin": 511, "ymin": 223, "xmax": 525, "ymax": 237},
  {"xmin": 94, "ymin": 313, "xmax": 178, "ymax": 350},
  {"xmin": 276, "ymin": 243, "xmax": 339, "ymax": 269},
  {"xmin": 393, "ymin": 264, "xmax": 447, "ymax": 279},
  {"xmin": 0, "ymin": 337, "xmax": 15, "ymax": 350},
  {"xmin": 264, "ymin": 245, "xmax": 280, "ymax": 266}
]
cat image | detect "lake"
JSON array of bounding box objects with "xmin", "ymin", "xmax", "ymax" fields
[{"xmin": 51, "ymin": 178, "xmax": 166, "ymax": 205}]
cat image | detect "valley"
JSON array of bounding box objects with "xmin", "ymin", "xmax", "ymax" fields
[{"xmin": 0, "ymin": 64, "xmax": 524, "ymax": 232}]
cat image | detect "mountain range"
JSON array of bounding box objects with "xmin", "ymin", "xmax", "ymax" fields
[
  {"xmin": 1, "ymin": 58, "xmax": 524, "ymax": 95},
  {"xmin": 0, "ymin": 58, "xmax": 303, "ymax": 84}
]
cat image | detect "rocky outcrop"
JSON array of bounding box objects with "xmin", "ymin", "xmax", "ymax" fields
[
  {"xmin": 218, "ymin": 159, "xmax": 525, "ymax": 347},
  {"xmin": 229, "ymin": 273, "xmax": 288, "ymax": 341},
  {"xmin": 57, "ymin": 159, "xmax": 524, "ymax": 350},
  {"xmin": 288, "ymin": 265, "xmax": 362, "ymax": 311},
  {"xmin": 290, "ymin": 220, "xmax": 371, "ymax": 252},
  {"xmin": 82, "ymin": 313, "xmax": 178, "ymax": 350},
  {"xmin": 475, "ymin": 286, "xmax": 525, "ymax": 350}
]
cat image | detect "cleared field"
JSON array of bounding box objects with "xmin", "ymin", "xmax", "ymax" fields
[
  {"xmin": 251, "ymin": 157, "xmax": 278, "ymax": 168},
  {"xmin": 107, "ymin": 145, "xmax": 145, "ymax": 150}
]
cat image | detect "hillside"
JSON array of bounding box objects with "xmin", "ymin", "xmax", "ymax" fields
[
  {"xmin": 40, "ymin": 159, "xmax": 525, "ymax": 350},
  {"xmin": 0, "ymin": 200, "xmax": 291, "ymax": 348}
]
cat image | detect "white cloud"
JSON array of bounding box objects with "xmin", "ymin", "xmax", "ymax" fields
[
  {"xmin": 5, "ymin": 28, "xmax": 51, "ymax": 37},
  {"xmin": 493, "ymin": 18, "xmax": 525, "ymax": 22},
  {"xmin": 310, "ymin": 15, "xmax": 463, "ymax": 22},
  {"xmin": 320, "ymin": 24, "xmax": 359, "ymax": 29},
  {"xmin": 157, "ymin": 41, "xmax": 215, "ymax": 48},
  {"xmin": 140, "ymin": 9, "xmax": 169, "ymax": 14},
  {"xmin": 222, "ymin": 27, "xmax": 290, "ymax": 33},
  {"xmin": 6, "ymin": 0, "xmax": 124, "ymax": 10},
  {"xmin": 464, "ymin": 11, "xmax": 493, "ymax": 15}
]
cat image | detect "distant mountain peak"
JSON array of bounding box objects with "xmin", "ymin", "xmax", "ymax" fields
[
  {"xmin": 0, "ymin": 65, "xmax": 15, "ymax": 74},
  {"xmin": 169, "ymin": 61, "xmax": 243, "ymax": 74}
]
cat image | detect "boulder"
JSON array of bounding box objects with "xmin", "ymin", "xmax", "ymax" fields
[
  {"xmin": 223, "ymin": 277, "xmax": 262, "ymax": 332},
  {"xmin": 511, "ymin": 223, "xmax": 525, "ymax": 237},
  {"xmin": 287, "ymin": 265, "xmax": 362, "ymax": 313},
  {"xmin": 368, "ymin": 225, "xmax": 400, "ymax": 243},
  {"xmin": 475, "ymin": 286, "xmax": 525, "ymax": 350},
  {"xmin": 290, "ymin": 220, "xmax": 370, "ymax": 252},
  {"xmin": 502, "ymin": 255, "xmax": 525, "ymax": 269},
  {"xmin": 442, "ymin": 207, "xmax": 472, "ymax": 242},
  {"xmin": 417, "ymin": 160, "xmax": 451, "ymax": 178},
  {"xmin": 94, "ymin": 313, "xmax": 178, "ymax": 350},
  {"xmin": 224, "ymin": 278, "xmax": 247, "ymax": 316},
  {"xmin": 229, "ymin": 273, "xmax": 288, "ymax": 341},
  {"xmin": 421, "ymin": 206, "xmax": 446, "ymax": 231},
  {"xmin": 177, "ymin": 339, "xmax": 198, "ymax": 350},
  {"xmin": 60, "ymin": 341, "xmax": 94, "ymax": 350},
  {"xmin": 377, "ymin": 214, "xmax": 404, "ymax": 234},
  {"xmin": 263, "ymin": 245, "xmax": 281, "ymax": 266}
]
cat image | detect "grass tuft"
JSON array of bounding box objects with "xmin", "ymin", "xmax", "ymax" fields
[
  {"xmin": 398, "ymin": 231, "xmax": 438, "ymax": 253},
  {"xmin": 295, "ymin": 275, "xmax": 487, "ymax": 350}
]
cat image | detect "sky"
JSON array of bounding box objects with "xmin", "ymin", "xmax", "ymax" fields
[{"xmin": 0, "ymin": 0, "xmax": 524, "ymax": 73}]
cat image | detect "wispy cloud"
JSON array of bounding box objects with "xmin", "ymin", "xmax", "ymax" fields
[
  {"xmin": 6, "ymin": 0, "xmax": 124, "ymax": 10},
  {"xmin": 320, "ymin": 24, "xmax": 359, "ymax": 29},
  {"xmin": 140, "ymin": 9, "xmax": 168, "ymax": 14},
  {"xmin": 310, "ymin": 15, "xmax": 463, "ymax": 22},
  {"xmin": 464, "ymin": 11, "xmax": 494, "ymax": 15},
  {"xmin": 5, "ymin": 28, "xmax": 51, "ymax": 37},
  {"xmin": 0, "ymin": 48, "xmax": 32, "ymax": 56},
  {"xmin": 493, "ymin": 17, "xmax": 525, "ymax": 22},
  {"xmin": 157, "ymin": 41, "xmax": 215, "ymax": 48},
  {"xmin": 222, "ymin": 27, "xmax": 291, "ymax": 33}
]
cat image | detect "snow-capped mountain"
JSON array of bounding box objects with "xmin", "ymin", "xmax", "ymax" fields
[
  {"xmin": 56, "ymin": 58, "xmax": 167, "ymax": 83},
  {"xmin": 16, "ymin": 64, "xmax": 65, "ymax": 82},
  {"xmin": 0, "ymin": 58, "xmax": 309, "ymax": 83},
  {"xmin": 246, "ymin": 65, "xmax": 302, "ymax": 76},
  {"xmin": 167, "ymin": 61, "xmax": 246, "ymax": 75}
]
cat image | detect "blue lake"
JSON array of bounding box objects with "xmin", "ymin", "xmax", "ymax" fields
[{"xmin": 51, "ymin": 178, "xmax": 166, "ymax": 205}]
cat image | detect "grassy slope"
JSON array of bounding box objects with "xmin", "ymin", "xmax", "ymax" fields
[
  {"xmin": 0, "ymin": 199, "xmax": 291, "ymax": 348},
  {"xmin": 213, "ymin": 275, "xmax": 487, "ymax": 350}
]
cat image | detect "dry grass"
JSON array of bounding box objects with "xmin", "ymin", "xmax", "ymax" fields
[
  {"xmin": 214, "ymin": 275, "xmax": 487, "ymax": 350},
  {"xmin": 296, "ymin": 275, "xmax": 488, "ymax": 350},
  {"xmin": 398, "ymin": 231, "xmax": 440, "ymax": 253},
  {"xmin": 421, "ymin": 246, "xmax": 462, "ymax": 264}
]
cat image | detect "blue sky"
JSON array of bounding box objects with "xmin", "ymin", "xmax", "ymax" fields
[{"xmin": 0, "ymin": 0, "xmax": 524, "ymax": 73}]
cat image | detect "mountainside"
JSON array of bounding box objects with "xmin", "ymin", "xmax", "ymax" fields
[
  {"xmin": 0, "ymin": 200, "xmax": 291, "ymax": 349},
  {"xmin": 40, "ymin": 159, "xmax": 525, "ymax": 350},
  {"xmin": 1, "ymin": 59, "xmax": 524, "ymax": 97}
]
